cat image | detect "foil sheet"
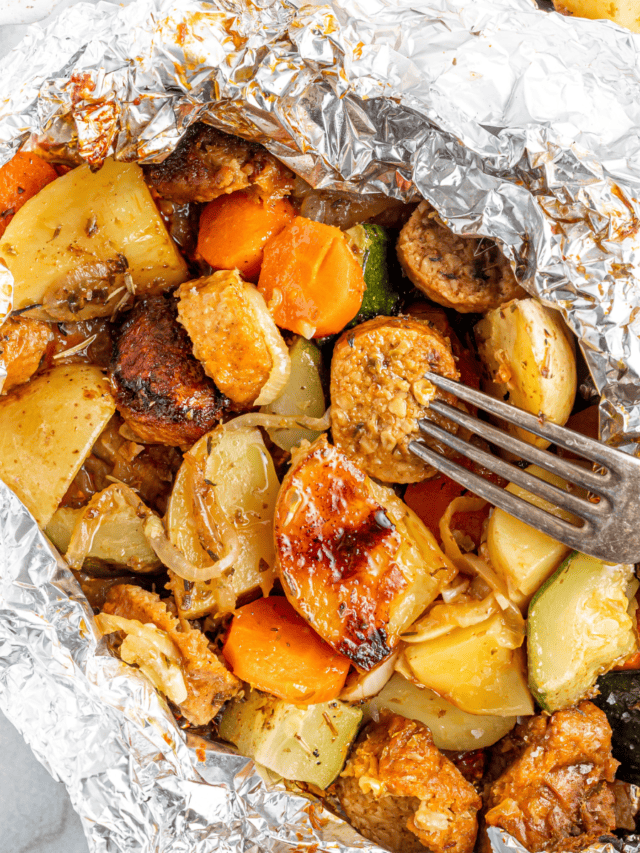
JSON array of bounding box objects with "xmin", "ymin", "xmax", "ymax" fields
[{"xmin": 1, "ymin": 0, "xmax": 640, "ymax": 851}]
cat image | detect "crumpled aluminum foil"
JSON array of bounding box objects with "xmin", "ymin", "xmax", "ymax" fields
[{"xmin": 2, "ymin": 0, "xmax": 640, "ymax": 851}]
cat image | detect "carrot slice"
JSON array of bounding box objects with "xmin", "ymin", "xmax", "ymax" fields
[
  {"xmin": 258, "ymin": 216, "xmax": 366, "ymax": 338},
  {"xmin": 222, "ymin": 596, "xmax": 351, "ymax": 703},
  {"xmin": 197, "ymin": 192, "xmax": 295, "ymax": 282},
  {"xmin": 404, "ymin": 474, "xmax": 468, "ymax": 540},
  {"xmin": 0, "ymin": 151, "xmax": 58, "ymax": 238}
]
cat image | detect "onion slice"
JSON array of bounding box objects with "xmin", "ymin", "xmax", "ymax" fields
[
  {"xmin": 243, "ymin": 283, "xmax": 291, "ymax": 406},
  {"xmin": 223, "ymin": 409, "xmax": 331, "ymax": 433}
]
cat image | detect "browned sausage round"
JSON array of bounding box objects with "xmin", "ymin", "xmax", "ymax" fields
[{"xmin": 397, "ymin": 201, "xmax": 525, "ymax": 313}]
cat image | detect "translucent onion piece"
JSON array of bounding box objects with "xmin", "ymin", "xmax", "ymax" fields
[
  {"xmin": 223, "ymin": 409, "xmax": 331, "ymax": 433},
  {"xmin": 144, "ymin": 515, "xmax": 239, "ymax": 583},
  {"xmin": 243, "ymin": 284, "xmax": 291, "ymax": 406},
  {"xmin": 95, "ymin": 613, "xmax": 187, "ymax": 704},
  {"xmin": 401, "ymin": 594, "xmax": 500, "ymax": 644},
  {"xmin": 339, "ymin": 650, "xmax": 399, "ymax": 701}
]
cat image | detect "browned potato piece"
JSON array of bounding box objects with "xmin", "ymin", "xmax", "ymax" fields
[
  {"xmin": 275, "ymin": 436, "xmax": 456, "ymax": 670},
  {"xmin": 397, "ymin": 201, "xmax": 525, "ymax": 313},
  {"xmin": 335, "ymin": 712, "xmax": 481, "ymax": 853},
  {"xmin": 102, "ymin": 584, "xmax": 240, "ymax": 726},
  {"xmin": 0, "ymin": 315, "xmax": 52, "ymax": 393},
  {"xmin": 330, "ymin": 315, "xmax": 461, "ymax": 483}
]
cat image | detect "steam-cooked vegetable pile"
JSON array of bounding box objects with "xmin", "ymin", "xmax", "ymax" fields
[{"xmin": 0, "ymin": 126, "xmax": 638, "ymax": 853}]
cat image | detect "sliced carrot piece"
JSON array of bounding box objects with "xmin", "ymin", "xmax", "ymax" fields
[
  {"xmin": 222, "ymin": 596, "xmax": 351, "ymax": 704},
  {"xmin": 0, "ymin": 150, "xmax": 58, "ymax": 238},
  {"xmin": 197, "ymin": 192, "xmax": 295, "ymax": 282},
  {"xmin": 258, "ymin": 216, "xmax": 366, "ymax": 338}
]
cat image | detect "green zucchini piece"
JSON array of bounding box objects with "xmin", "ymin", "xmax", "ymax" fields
[
  {"xmin": 346, "ymin": 224, "xmax": 399, "ymax": 324},
  {"xmin": 260, "ymin": 336, "xmax": 325, "ymax": 452},
  {"xmin": 218, "ymin": 689, "xmax": 362, "ymax": 789},
  {"xmin": 592, "ymin": 670, "xmax": 640, "ymax": 785},
  {"xmin": 527, "ymin": 552, "xmax": 637, "ymax": 712}
]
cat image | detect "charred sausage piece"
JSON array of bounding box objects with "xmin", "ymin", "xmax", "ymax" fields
[
  {"xmin": 330, "ymin": 315, "xmax": 462, "ymax": 483},
  {"xmin": 110, "ymin": 295, "xmax": 228, "ymax": 447},
  {"xmin": 482, "ymin": 702, "xmax": 618, "ymax": 853},
  {"xmin": 397, "ymin": 201, "xmax": 525, "ymax": 313},
  {"xmin": 335, "ymin": 712, "xmax": 481, "ymax": 853},
  {"xmin": 143, "ymin": 123, "xmax": 294, "ymax": 204},
  {"xmin": 0, "ymin": 315, "xmax": 52, "ymax": 393}
]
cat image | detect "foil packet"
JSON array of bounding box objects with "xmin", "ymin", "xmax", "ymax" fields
[{"xmin": 1, "ymin": 0, "xmax": 640, "ymax": 851}]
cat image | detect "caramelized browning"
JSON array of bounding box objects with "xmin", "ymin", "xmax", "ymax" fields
[
  {"xmin": 483, "ymin": 702, "xmax": 619, "ymax": 852},
  {"xmin": 110, "ymin": 296, "xmax": 228, "ymax": 447},
  {"xmin": 335, "ymin": 713, "xmax": 481, "ymax": 853},
  {"xmin": 144, "ymin": 123, "xmax": 294, "ymax": 204},
  {"xmin": 275, "ymin": 437, "xmax": 429, "ymax": 671},
  {"xmin": 102, "ymin": 583, "xmax": 240, "ymax": 726},
  {"xmin": 0, "ymin": 315, "xmax": 52, "ymax": 393}
]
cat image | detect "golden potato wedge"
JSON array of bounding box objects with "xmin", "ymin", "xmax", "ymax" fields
[
  {"xmin": 275, "ymin": 436, "xmax": 456, "ymax": 671},
  {"xmin": 554, "ymin": 0, "xmax": 640, "ymax": 31},
  {"xmin": 2, "ymin": 159, "xmax": 188, "ymax": 321},
  {"xmin": 0, "ymin": 364, "xmax": 115, "ymax": 526},
  {"xmin": 475, "ymin": 298, "xmax": 576, "ymax": 449}
]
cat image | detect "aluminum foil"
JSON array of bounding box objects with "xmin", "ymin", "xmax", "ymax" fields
[{"xmin": 2, "ymin": 0, "xmax": 640, "ymax": 851}]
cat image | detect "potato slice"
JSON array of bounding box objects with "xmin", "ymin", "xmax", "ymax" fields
[
  {"xmin": 369, "ymin": 673, "xmax": 517, "ymax": 750},
  {"xmin": 486, "ymin": 465, "xmax": 574, "ymax": 607},
  {"xmin": 404, "ymin": 611, "xmax": 534, "ymax": 716},
  {"xmin": 0, "ymin": 364, "xmax": 115, "ymax": 526},
  {"xmin": 554, "ymin": 0, "xmax": 640, "ymax": 31},
  {"xmin": 165, "ymin": 424, "xmax": 280, "ymax": 618},
  {"xmin": 2, "ymin": 159, "xmax": 188, "ymax": 321},
  {"xmin": 275, "ymin": 436, "xmax": 457, "ymax": 671},
  {"xmin": 475, "ymin": 298, "xmax": 576, "ymax": 449}
]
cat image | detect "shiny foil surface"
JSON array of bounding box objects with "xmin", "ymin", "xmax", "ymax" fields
[{"xmin": 1, "ymin": 0, "xmax": 640, "ymax": 851}]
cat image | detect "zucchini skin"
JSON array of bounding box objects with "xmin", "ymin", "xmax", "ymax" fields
[
  {"xmin": 592, "ymin": 670, "xmax": 640, "ymax": 785},
  {"xmin": 348, "ymin": 224, "xmax": 399, "ymax": 325}
]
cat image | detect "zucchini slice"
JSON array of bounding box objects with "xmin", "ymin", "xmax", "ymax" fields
[
  {"xmin": 218, "ymin": 689, "xmax": 362, "ymax": 789},
  {"xmin": 527, "ymin": 552, "xmax": 637, "ymax": 712},
  {"xmin": 346, "ymin": 223, "xmax": 399, "ymax": 324},
  {"xmin": 592, "ymin": 670, "xmax": 640, "ymax": 785}
]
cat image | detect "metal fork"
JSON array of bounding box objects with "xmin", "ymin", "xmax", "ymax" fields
[{"xmin": 408, "ymin": 371, "xmax": 640, "ymax": 564}]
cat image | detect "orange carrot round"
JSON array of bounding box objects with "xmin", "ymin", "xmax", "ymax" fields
[
  {"xmin": 222, "ymin": 596, "xmax": 351, "ymax": 703},
  {"xmin": 258, "ymin": 216, "xmax": 366, "ymax": 338},
  {"xmin": 197, "ymin": 192, "xmax": 295, "ymax": 282},
  {"xmin": 0, "ymin": 150, "xmax": 58, "ymax": 238}
]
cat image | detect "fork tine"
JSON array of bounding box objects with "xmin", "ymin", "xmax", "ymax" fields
[
  {"xmin": 408, "ymin": 439, "xmax": 594, "ymax": 554},
  {"xmin": 425, "ymin": 397, "xmax": 612, "ymax": 497},
  {"xmin": 424, "ymin": 370, "xmax": 621, "ymax": 471},
  {"xmin": 417, "ymin": 417, "xmax": 606, "ymax": 521}
]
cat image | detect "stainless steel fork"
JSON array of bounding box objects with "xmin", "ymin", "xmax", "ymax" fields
[{"xmin": 408, "ymin": 371, "xmax": 640, "ymax": 564}]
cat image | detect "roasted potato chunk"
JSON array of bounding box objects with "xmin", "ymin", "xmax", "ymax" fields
[
  {"xmin": 275, "ymin": 437, "xmax": 456, "ymax": 670},
  {"xmin": 110, "ymin": 295, "xmax": 228, "ymax": 447},
  {"xmin": 335, "ymin": 712, "xmax": 481, "ymax": 853},
  {"xmin": 397, "ymin": 201, "xmax": 524, "ymax": 313},
  {"xmin": 330, "ymin": 315, "xmax": 461, "ymax": 483}
]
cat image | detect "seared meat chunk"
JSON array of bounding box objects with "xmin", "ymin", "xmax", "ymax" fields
[
  {"xmin": 177, "ymin": 271, "xmax": 282, "ymax": 406},
  {"xmin": 335, "ymin": 713, "xmax": 481, "ymax": 853},
  {"xmin": 483, "ymin": 702, "xmax": 618, "ymax": 852},
  {"xmin": 0, "ymin": 315, "xmax": 52, "ymax": 393},
  {"xmin": 397, "ymin": 201, "xmax": 524, "ymax": 313},
  {"xmin": 110, "ymin": 295, "xmax": 228, "ymax": 447},
  {"xmin": 144, "ymin": 123, "xmax": 294, "ymax": 204},
  {"xmin": 330, "ymin": 316, "xmax": 462, "ymax": 483},
  {"xmin": 102, "ymin": 584, "xmax": 240, "ymax": 726}
]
